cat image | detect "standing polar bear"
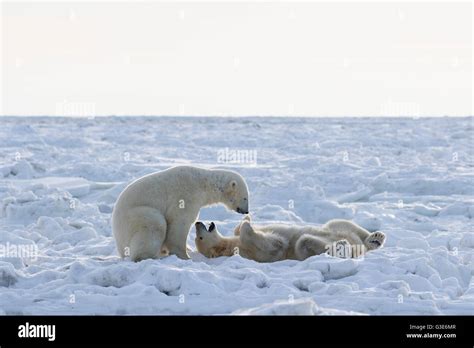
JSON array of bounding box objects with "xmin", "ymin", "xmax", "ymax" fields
[
  {"xmin": 112, "ymin": 166, "xmax": 249, "ymax": 261},
  {"xmin": 195, "ymin": 216, "xmax": 386, "ymax": 262}
]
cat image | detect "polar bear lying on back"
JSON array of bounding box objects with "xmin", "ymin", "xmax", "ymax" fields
[
  {"xmin": 195, "ymin": 216, "xmax": 385, "ymax": 261},
  {"xmin": 112, "ymin": 166, "xmax": 249, "ymax": 261}
]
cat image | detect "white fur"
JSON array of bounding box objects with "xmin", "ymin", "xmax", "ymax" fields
[
  {"xmin": 112, "ymin": 166, "xmax": 249, "ymax": 261},
  {"xmin": 195, "ymin": 216, "xmax": 386, "ymax": 262}
]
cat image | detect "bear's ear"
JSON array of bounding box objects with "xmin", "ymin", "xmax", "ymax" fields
[
  {"xmin": 209, "ymin": 222, "xmax": 215, "ymax": 232},
  {"xmin": 228, "ymin": 180, "xmax": 237, "ymax": 191}
]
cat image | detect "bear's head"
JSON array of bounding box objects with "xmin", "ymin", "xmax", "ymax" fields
[
  {"xmin": 221, "ymin": 172, "xmax": 249, "ymax": 215},
  {"xmin": 194, "ymin": 221, "xmax": 223, "ymax": 258}
]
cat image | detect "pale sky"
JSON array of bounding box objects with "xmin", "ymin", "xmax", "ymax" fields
[{"xmin": 1, "ymin": 1, "xmax": 472, "ymax": 116}]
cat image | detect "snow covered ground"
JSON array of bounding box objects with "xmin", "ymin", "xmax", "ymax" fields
[{"xmin": 0, "ymin": 116, "xmax": 473, "ymax": 315}]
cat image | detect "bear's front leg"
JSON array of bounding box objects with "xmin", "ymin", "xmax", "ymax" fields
[
  {"xmin": 165, "ymin": 218, "xmax": 193, "ymax": 259},
  {"xmin": 233, "ymin": 215, "xmax": 252, "ymax": 236}
]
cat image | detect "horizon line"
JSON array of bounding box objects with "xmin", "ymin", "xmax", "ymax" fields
[{"xmin": 1, "ymin": 115, "xmax": 473, "ymax": 118}]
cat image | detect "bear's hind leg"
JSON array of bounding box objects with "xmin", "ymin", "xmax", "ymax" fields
[
  {"xmin": 295, "ymin": 235, "xmax": 330, "ymax": 260},
  {"xmin": 364, "ymin": 231, "xmax": 386, "ymax": 251},
  {"xmin": 129, "ymin": 228, "xmax": 166, "ymax": 262},
  {"xmin": 127, "ymin": 208, "xmax": 167, "ymax": 262},
  {"xmin": 324, "ymin": 219, "xmax": 371, "ymax": 240},
  {"xmin": 326, "ymin": 239, "xmax": 353, "ymax": 258}
]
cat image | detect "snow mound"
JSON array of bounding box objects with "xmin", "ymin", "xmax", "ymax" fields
[
  {"xmin": 233, "ymin": 298, "xmax": 321, "ymax": 315},
  {"xmin": 0, "ymin": 116, "xmax": 472, "ymax": 315}
]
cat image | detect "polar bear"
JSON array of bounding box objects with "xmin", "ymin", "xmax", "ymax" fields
[
  {"xmin": 194, "ymin": 216, "xmax": 385, "ymax": 262},
  {"xmin": 112, "ymin": 166, "xmax": 249, "ymax": 261}
]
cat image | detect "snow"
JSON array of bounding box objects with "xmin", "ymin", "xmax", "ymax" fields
[{"xmin": 0, "ymin": 116, "xmax": 473, "ymax": 315}]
